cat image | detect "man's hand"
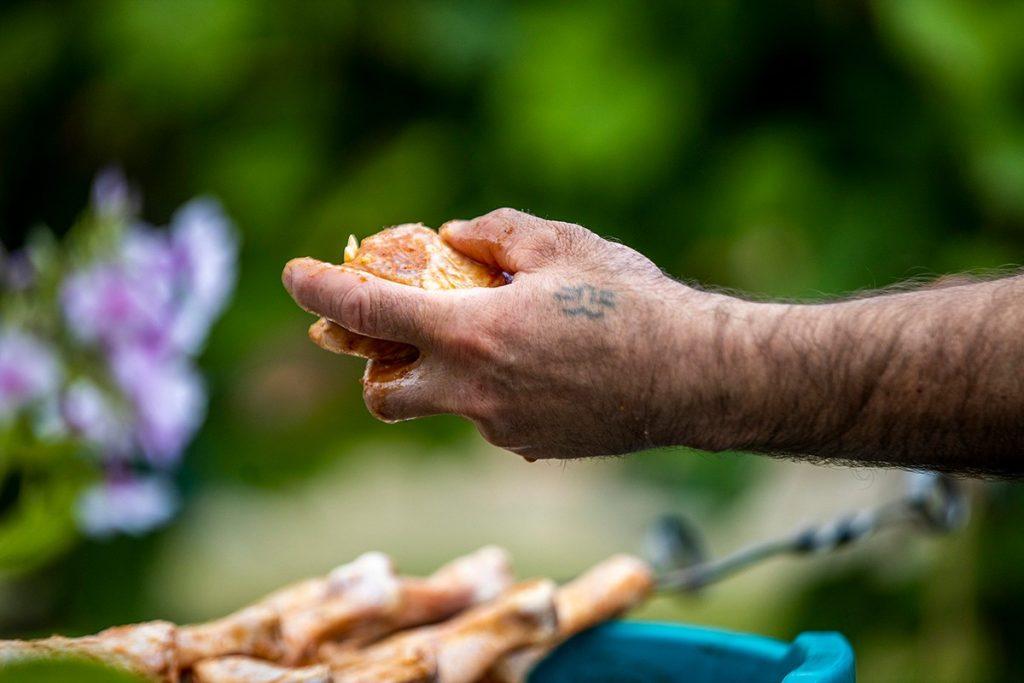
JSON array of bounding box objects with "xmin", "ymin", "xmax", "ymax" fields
[
  {"xmin": 282, "ymin": 209, "xmax": 716, "ymax": 459},
  {"xmin": 284, "ymin": 208, "xmax": 1024, "ymax": 475}
]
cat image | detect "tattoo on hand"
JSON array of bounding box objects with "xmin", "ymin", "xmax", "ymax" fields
[{"xmin": 554, "ymin": 284, "xmax": 617, "ymax": 319}]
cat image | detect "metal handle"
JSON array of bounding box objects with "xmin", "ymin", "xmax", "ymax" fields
[{"xmin": 649, "ymin": 472, "xmax": 968, "ymax": 594}]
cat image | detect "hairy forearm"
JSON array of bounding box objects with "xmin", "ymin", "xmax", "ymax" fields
[{"xmin": 663, "ymin": 275, "xmax": 1024, "ymax": 475}]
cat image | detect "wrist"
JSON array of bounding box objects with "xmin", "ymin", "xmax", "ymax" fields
[{"xmin": 648, "ymin": 287, "xmax": 806, "ymax": 453}]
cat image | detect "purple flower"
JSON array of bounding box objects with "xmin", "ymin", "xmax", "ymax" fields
[
  {"xmin": 167, "ymin": 199, "xmax": 238, "ymax": 353},
  {"xmin": 76, "ymin": 474, "xmax": 179, "ymax": 538},
  {"xmin": 109, "ymin": 347, "xmax": 206, "ymax": 466},
  {"xmin": 61, "ymin": 264, "xmax": 167, "ymax": 350},
  {"xmin": 91, "ymin": 166, "xmax": 140, "ymax": 221},
  {"xmin": 0, "ymin": 327, "xmax": 62, "ymax": 421},
  {"xmin": 60, "ymin": 201, "xmax": 237, "ymax": 358},
  {"xmin": 62, "ymin": 379, "xmax": 132, "ymax": 457}
]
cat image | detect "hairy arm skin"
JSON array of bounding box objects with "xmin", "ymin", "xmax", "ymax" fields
[
  {"xmin": 679, "ymin": 277, "xmax": 1024, "ymax": 476},
  {"xmin": 283, "ymin": 208, "xmax": 1024, "ymax": 476}
]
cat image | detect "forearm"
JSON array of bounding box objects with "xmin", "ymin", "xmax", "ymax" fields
[{"xmin": 662, "ymin": 276, "xmax": 1024, "ymax": 475}]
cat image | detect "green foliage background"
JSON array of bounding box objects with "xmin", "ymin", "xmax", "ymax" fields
[{"xmin": 1, "ymin": 1, "xmax": 1023, "ymax": 681}]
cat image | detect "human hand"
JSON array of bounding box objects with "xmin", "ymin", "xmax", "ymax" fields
[{"xmin": 282, "ymin": 209, "xmax": 736, "ymax": 460}]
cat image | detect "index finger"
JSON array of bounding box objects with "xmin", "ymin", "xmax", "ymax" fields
[
  {"xmin": 282, "ymin": 257, "xmax": 454, "ymax": 346},
  {"xmin": 440, "ymin": 208, "xmax": 593, "ymax": 274}
]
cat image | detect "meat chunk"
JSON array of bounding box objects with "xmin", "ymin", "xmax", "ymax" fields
[
  {"xmin": 484, "ymin": 554, "xmax": 653, "ymax": 683},
  {"xmin": 192, "ymin": 656, "xmax": 332, "ymax": 683},
  {"xmin": 324, "ymin": 579, "xmax": 558, "ymax": 683},
  {"xmin": 0, "ymin": 621, "xmax": 179, "ymax": 682},
  {"xmin": 177, "ymin": 604, "xmax": 283, "ymax": 668},
  {"xmin": 263, "ymin": 547, "xmax": 513, "ymax": 664}
]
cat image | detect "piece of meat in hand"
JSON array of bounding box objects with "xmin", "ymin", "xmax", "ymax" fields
[{"xmin": 308, "ymin": 225, "xmax": 507, "ymax": 384}]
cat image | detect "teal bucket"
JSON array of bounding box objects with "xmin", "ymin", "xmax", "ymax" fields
[{"xmin": 529, "ymin": 621, "xmax": 855, "ymax": 683}]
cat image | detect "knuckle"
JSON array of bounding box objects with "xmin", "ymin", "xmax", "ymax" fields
[
  {"xmin": 488, "ymin": 207, "xmax": 524, "ymax": 226},
  {"xmin": 551, "ymin": 221, "xmax": 592, "ymax": 256},
  {"xmin": 479, "ymin": 207, "xmax": 527, "ymax": 239},
  {"xmin": 337, "ymin": 283, "xmax": 376, "ymax": 333}
]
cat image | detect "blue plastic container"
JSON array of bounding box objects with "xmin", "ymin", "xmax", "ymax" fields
[{"xmin": 529, "ymin": 621, "xmax": 854, "ymax": 683}]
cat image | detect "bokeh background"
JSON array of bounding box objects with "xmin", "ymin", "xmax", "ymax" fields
[{"xmin": 2, "ymin": 1, "xmax": 1024, "ymax": 680}]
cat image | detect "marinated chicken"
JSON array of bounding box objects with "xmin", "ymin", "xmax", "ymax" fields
[
  {"xmin": 0, "ymin": 621, "xmax": 179, "ymax": 682},
  {"xmin": 177, "ymin": 605, "xmax": 283, "ymax": 668},
  {"xmin": 199, "ymin": 580, "xmax": 557, "ymax": 683},
  {"xmin": 271, "ymin": 547, "xmax": 512, "ymax": 663},
  {"xmin": 0, "ymin": 550, "xmax": 651, "ymax": 683},
  {"xmin": 307, "ymin": 225, "xmax": 507, "ymax": 382},
  {"xmin": 484, "ymin": 554, "xmax": 654, "ymax": 683}
]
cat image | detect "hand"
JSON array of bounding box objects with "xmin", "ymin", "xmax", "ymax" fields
[{"xmin": 282, "ymin": 208, "xmax": 735, "ymax": 460}]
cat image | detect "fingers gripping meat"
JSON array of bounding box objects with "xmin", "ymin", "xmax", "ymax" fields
[{"xmin": 307, "ymin": 225, "xmax": 507, "ymax": 382}]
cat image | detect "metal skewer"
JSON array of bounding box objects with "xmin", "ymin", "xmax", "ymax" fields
[{"xmin": 650, "ymin": 472, "xmax": 968, "ymax": 594}]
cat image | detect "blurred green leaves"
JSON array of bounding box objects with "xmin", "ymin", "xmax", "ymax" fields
[
  {"xmin": 1, "ymin": 2, "xmax": 1024, "ymax": 676},
  {"xmin": 88, "ymin": 0, "xmax": 259, "ymax": 117},
  {"xmin": 0, "ymin": 657, "xmax": 143, "ymax": 683},
  {"xmin": 0, "ymin": 428, "xmax": 88, "ymax": 577},
  {"xmin": 876, "ymin": 0, "xmax": 1024, "ymax": 220},
  {"xmin": 487, "ymin": 2, "xmax": 695, "ymax": 197}
]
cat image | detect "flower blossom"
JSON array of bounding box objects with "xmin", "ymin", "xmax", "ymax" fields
[
  {"xmin": 76, "ymin": 474, "xmax": 179, "ymax": 538},
  {"xmin": 167, "ymin": 198, "xmax": 239, "ymax": 354},
  {"xmin": 91, "ymin": 166, "xmax": 140, "ymax": 221},
  {"xmin": 60, "ymin": 263, "xmax": 166, "ymax": 349},
  {"xmin": 62, "ymin": 378, "xmax": 132, "ymax": 457},
  {"xmin": 0, "ymin": 327, "xmax": 62, "ymax": 421},
  {"xmin": 109, "ymin": 346, "xmax": 206, "ymax": 467}
]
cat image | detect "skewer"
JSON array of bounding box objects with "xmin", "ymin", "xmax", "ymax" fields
[
  {"xmin": 654, "ymin": 473, "xmax": 968, "ymax": 593},
  {"xmin": 483, "ymin": 554, "xmax": 654, "ymax": 683},
  {"xmin": 195, "ymin": 580, "xmax": 558, "ymax": 683}
]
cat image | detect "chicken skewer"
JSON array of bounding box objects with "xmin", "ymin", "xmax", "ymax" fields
[
  {"xmin": 194, "ymin": 579, "xmax": 558, "ymax": 683},
  {"xmin": 0, "ymin": 621, "xmax": 180, "ymax": 683},
  {"xmin": 177, "ymin": 604, "xmax": 283, "ymax": 668},
  {"xmin": 0, "ymin": 547, "xmax": 512, "ymax": 681},
  {"xmin": 269, "ymin": 546, "xmax": 512, "ymax": 664},
  {"xmin": 483, "ymin": 554, "xmax": 654, "ymax": 683}
]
